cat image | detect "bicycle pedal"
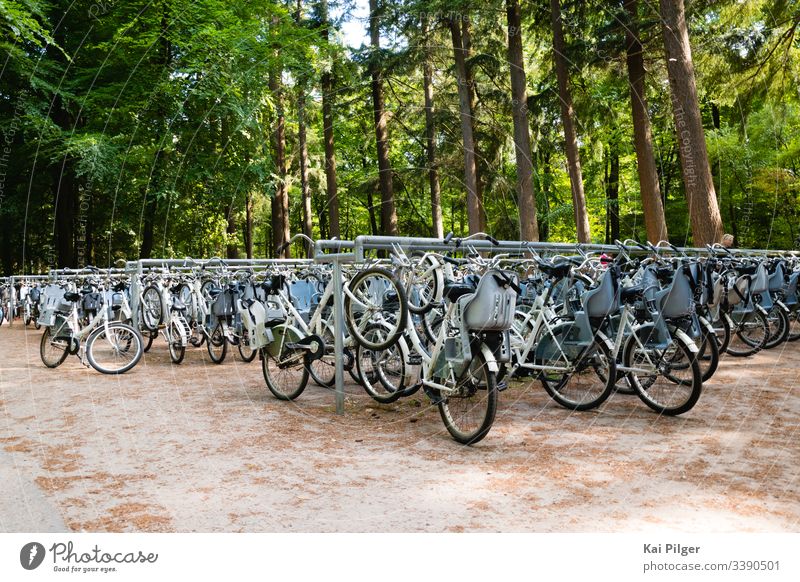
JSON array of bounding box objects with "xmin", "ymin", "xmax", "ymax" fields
[{"xmin": 497, "ymin": 380, "xmax": 509, "ymax": 392}]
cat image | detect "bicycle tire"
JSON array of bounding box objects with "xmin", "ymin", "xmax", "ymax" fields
[
  {"xmin": 237, "ymin": 332, "xmax": 258, "ymax": 363},
  {"xmin": 787, "ymin": 309, "xmax": 800, "ymax": 342},
  {"xmin": 437, "ymin": 348, "xmax": 498, "ymax": 445},
  {"xmin": 535, "ymin": 322, "xmax": 616, "ymax": 411},
  {"xmin": 168, "ymin": 319, "xmax": 186, "ymax": 364},
  {"xmin": 406, "ymin": 255, "xmax": 442, "ymax": 314},
  {"xmin": 207, "ymin": 320, "xmax": 228, "ymax": 364},
  {"xmin": 764, "ymin": 306, "xmax": 789, "ymax": 349},
  {"xmin": 344, "ymin": 267, "xmax": 408, "ymax": 351},
  {"xmin": 86, "ymin": 323, "xmax": 144, "ymax": 375},
  {"xmin": 726, "ymin": 310, "xmax": 768, "ymax": 357},
  {"xmin": 623, "ymin": 333, "xmax": 702, "ymax": 416},
  {"xmin": 141, "ymin": 286, "xmax": 163, "ymax": 332},
  {"xmin": 40, "ymin": 327, "xmax": 70, "ymax": 368},
  {"xmin": 261, "ymin": 325, "xmax": 310, "ymax": 400},
  {"xmin": 355, "ymin": 325, "xmax": 408, "ymax": 404}
]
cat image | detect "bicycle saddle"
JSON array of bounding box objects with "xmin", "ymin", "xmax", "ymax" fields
[
  {"xmin": 207, "ymin": 285, "xmax": 223, "ymax": 297},
  {"xmin": 64, "ymin": 292, "xmax": 80, "ymax": 302},
  {"xmin": 171, "ymin": 296, "xmax": 187, "ymax": 311},
  {"xmin": 537, "ymin": 261, "xmax": 572, "ymax": 280},
  {"xmin": 443, "ymin": 281, "xmax": 474, "ymax": 302}
]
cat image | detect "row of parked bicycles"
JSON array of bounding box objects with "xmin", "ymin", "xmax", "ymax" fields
[{"xmin": 2, "ymin": 234, "xmax": 798, "ymax": 444}]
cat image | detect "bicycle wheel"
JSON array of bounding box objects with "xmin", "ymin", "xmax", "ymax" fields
[
  {"xmin": 726, "ymin": 310, "xmax": 768, "ymax": 357},
  {"xmin": 535, "ymin": 322, "xmax": 616, "ymax": 411},
  {"xmin": 406, "ymin": 255, "xmax": 442, "ymax": 314},
  {"xmin": 168, "ymin": 319, "xmax": 186, "ymax": 364},
  {"xmin": 261, "ymin": 325, "xmax": 310, "ymax": 400},
  {"xmin": 308, "ymin": 322, "xmax": 336, "ymax": 387},
  {"xmin": 623, "ymin": 333, "xmax": 702, "ymax": 416},
  {"xmin": 787, "ymin": 309, "xmax": 800, "ymax": 342},
  {"xmin": 694, "ymin": 326, "xmax": 720, "ymax": 383},
  {"xmin": 764, "ymin": 305, "xmax": 789, "ymax": 349},
  {"xmin": 344, "ymin": 267, "xmax": 408, "ymax": 350},
  {"xmin": 141, "ymin": 286, "xmax": 163, "ymax": 332},
  {"xmin": 237, "ymin": 331, "xmax": 257, "ymax": 363},
  {"xmin": 142, "ymin": 329, "xmax": 157, "ymax": 352},
  {"xmin": 86, "ymin": 323, "xmax": 144, "ymax": 374},
  {"xmin": 437, "ymin": 348, "xmax": 498, "ymax": 445},
  {"xmin": 40, "ymin": 327, "xmax": 70, "ymax": 368},
  {"xmin": 206, "ymin": 321, "xmax": 228, "ymax": 364},
  {"xmin": 355, "ymin": 325, "xmax": 408, "ymax": 404},
  {"xmin": 706, "ymin": 312, "xmax": 731, "ymax": 356}
]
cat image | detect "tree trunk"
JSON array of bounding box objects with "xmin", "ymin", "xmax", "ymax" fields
[
  {"xmin": 422, "ymin": 16, "xmax": 443, "ymax": 238},
  {"xmin": 506, "ymin": 0, "xmax": 538, "ymax": 241},
  {"xmin": 54, "ymin": 162, "xmax": 76, "ymax": 266},
  {"xmin": 369, "ymin": 0, "xmax": 398, "ymax": 236},
  {"xmin": 226, "ymin": 203, "xmax": 239, "ymax": 259},
  {"xmin": 659, "ymin": 0, "xmax": 723, "ymax": 246},
  {"xmin": 244, "ymin": 189, "xmax": 253, "ymax": 259},
  {"xmin": 461, "ymin": 16, "xmax": 485, "ymax": 232},
  {"xmin": 605, "ymin": 145, "xmax": 620, "ymax": 244},
  {"xmin": 450, "ymin": 18, "xmax": 482, "ymax": 235},
  {"xmin": 550, "ymin": 0, "xmax": 591, "ymax": 243},
  {"xmin": 295, "ymin": 0, "xmax": 314, "ymax": 257},
  {"xmin": 320, "ymin": 0, "xmax": 339, "ymax": 238},
  {"xmin": 269, "ymin": 65, "xmax": 290, "ymax": 258},
  {"xmin": 625, "ymin": 0, "xmax": 668, "ymax": 244},
  {"xmin": 298, "ymin": 86, "xmax": 313, "ymax": 257}
]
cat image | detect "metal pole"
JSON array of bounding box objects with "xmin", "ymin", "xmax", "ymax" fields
[{"xmin": 332, "ymin": 260, "xmax": 346, "ymax": 415}]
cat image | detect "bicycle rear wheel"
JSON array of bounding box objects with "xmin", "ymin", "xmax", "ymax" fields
[
  {"xmin": 437, "ymin": 349, "xmax": 498, "ymax": 445},
  {"xmin": 86, "ymin": 323, "xmax": 143, "ymax": 374}
]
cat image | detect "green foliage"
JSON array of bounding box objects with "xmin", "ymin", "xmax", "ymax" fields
[{"xmin": 1, "ymin": 0, "xmax": 799, "ymax": 273}]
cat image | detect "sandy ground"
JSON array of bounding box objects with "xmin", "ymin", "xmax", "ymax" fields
[{"xmin": 0, "ymin": 324, "xmax": 798, "ymax": 533}]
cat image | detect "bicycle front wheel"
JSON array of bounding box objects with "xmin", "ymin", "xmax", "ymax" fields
[
  {"xmin": 344, "ymin": 267, "xmax": 408, "ymax": 350},
  {"xmin": 86, "ymin": 323, "xmax": 143, "ymax": 374},
  {"xmin": 40, "ymin": 327, "xmax": 70, "ymax": 368},
  {"xmin": 623, "ymin": 333, "xmax": 702, "ymax": 416},
  {"xmin": 261, "ymin": 325, "xmax": 310, "ymax": 401},
  {"xmin": 726, "ymin": 310, "xmax": 768, "ymax": 357},
  {"xmin": 437, "ymin": 348, "xmax": 498, "ymax": 445}
]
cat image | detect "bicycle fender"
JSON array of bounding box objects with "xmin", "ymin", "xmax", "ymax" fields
[
  {"xmin": 479, "ymin": 343, "xmax": 500, "ymax": 374},
  {"xmin": 776, "ymin": 300, "xmax": 790, "ymax": 314},
  {"xmin": 697, "ymin": 315, "xmax": 715, "ymax": 335},
  {"xmin": 756, "ymin": 304, "xmax": 769, "ymax": 317},
  {"xmin": 673, "ymin": 328, "xmax": 700, "ymax": 354},
  {"xmin": 595, "ymin": 329, "xmax": 615, "ymax": 353}
]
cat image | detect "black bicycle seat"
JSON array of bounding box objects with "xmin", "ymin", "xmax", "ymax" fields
[
  {"xmin": 443, "ymin": 282, "xmax": 474, "ymax": 302},
  {"xmin": 64, "ymin": 292, "xmax": 80, "ymax": 302},
  {"xmin": 537, "ymin": 261, "xmax": 572, "ymax": 279}
]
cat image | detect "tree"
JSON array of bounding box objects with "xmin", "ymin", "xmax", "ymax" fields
[
  {"xmin": 624, "ymin": 0, "xmax": 668, "ymax": 244},
  {"xmin": 506, "ymin": 0, "xmax": 538, "ymax": 241},
  {"xmin": 550, "ymin": 0, "xmax": 591, "ymax": 243},
  {"xmin": 421, "ymin": 14, "xmax": 443, "ymax": 239},
  {"xmin": 659, "ymin": 0, "xmax": 723, "ymax": 246},
  {"xmin": 369, "ymin": 0, "xmax": 398, "ymax": 236},
  {"xmin": 450, "ymin": 15, "xmax": 482, "ymax": 235}
]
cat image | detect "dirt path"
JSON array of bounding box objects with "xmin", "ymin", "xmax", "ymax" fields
[{"xmin": 1, "ymin": 325, "xmax": 798, "ymax": 532}]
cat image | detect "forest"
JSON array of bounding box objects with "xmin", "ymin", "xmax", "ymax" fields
[{"xmin": 0, "ymin": 0, "xmax": 799, "ymax": 273}]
